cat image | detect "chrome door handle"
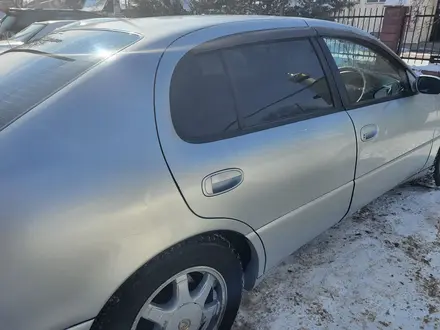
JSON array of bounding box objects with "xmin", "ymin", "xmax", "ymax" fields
[
  {"xmin": 202, "ymin": 169, "xmax": 244, "ymax": 197},
  {"xmin": 360, "ymin": 124, "xmax": 379, "ymax": 142}
]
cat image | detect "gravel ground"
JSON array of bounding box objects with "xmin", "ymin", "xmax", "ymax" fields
[{"xmin": 233, "ymin": 175, "xmax": 440, "ymax": 330}]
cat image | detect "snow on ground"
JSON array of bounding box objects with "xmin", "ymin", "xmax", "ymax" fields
[{"xmin": 233, "ymin": 175, "xmax": 440, "ymax": 330}]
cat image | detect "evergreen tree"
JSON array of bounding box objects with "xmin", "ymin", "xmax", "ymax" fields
[
  {"xmin": 126, "ymin": 0, "xmax": 354, "ymax": 18},
  {"xmin": 251, "ymin": 0, "xmax": 287, "ymax": 16},
  {"xmin": 286, "ymin": 0, "xmax": 355, "ymax": 18},
  {"xmin": 126, "ymin": 0, "xmax": 186, "ymax": 17},
  {"xmin": 187, "ymin": 0, "xmax": 249, "ymax": 15}
]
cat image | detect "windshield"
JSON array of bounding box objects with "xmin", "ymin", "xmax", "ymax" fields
[
  {"xmin": 11, "ymin": 23, "xmax": 45, "ymax": 42},
  {"xmin": 0, "ymin": 29, "xmax": 141, "ymax": 130}
]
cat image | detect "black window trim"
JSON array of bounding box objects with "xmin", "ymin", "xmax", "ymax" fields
[
  {"xmin": 171, "ymin": 28, "xmax": 345, "ymax": 144},
  {"xmin": 315, "ymin": 28, "xmax": 417, "ymax": 111},
  {"xmin": 192, "ymin": 27, "xmax": 317, "ymax": 54}
]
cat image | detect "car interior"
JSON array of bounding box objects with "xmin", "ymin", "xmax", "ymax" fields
[{"xmin": 325, "ymin": 38, "xmax": 408, "ymax": 104}]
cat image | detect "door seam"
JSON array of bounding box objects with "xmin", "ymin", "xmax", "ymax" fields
[
  {"xmin": 255, "ymin": 181, "xmax": 354, "ymax": 230},
  {"xmin": 355, "ymin": 139, "xmax": 434, "ymax": 180},
  {"xmin": 312, "ymin": 33, "xmax": 358, "ymax": 217}
]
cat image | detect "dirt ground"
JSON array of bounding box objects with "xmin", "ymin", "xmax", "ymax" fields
[{"xmin": 233, "ymin": 175, "xmax": 440, "ymax": 330}]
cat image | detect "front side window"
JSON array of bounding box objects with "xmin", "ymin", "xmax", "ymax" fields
[
  {"xmin": 324, "ymin": 37, "xmax": 409, "ymax": 105},
  {"xmin": 223, "ymin": 39, "xmax": 334, "ymax": 129},
  {"xmin": 0, "ymin": 29, "xmax": 140, "ymax": 130}
]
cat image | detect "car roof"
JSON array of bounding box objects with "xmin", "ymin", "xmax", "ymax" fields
[
  {"xmin": 66, "ymin": 15, "xmax": 365, "ymax": 40},
  {"xmin": 61, "ymin": 15, "xmax": 378, "ymax": 57}
]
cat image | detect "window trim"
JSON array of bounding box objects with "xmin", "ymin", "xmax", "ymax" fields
[
  {"xmin": 311, "ymin": 37, "xmax": 344, "ymax": 110},
  {"xmin": 192, "ymin": 27, "xmax": 317, "ymax": 54},
  {"xmin": 316, "ymin": 30, "xmax": 417, "ymax": 110},
  {"xmin": 170, "ymin": 30, "xmax": 345, "ymax": 144}
]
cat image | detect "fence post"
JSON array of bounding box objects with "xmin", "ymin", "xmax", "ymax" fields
[{"xmin": 380, "ymin": 5, "xmax": 409, "ymax": 53}]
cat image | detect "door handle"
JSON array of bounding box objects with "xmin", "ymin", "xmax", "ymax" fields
[
  {"xmin": 360, "ymin": 124, "xmax": 379, "ymax": 142},
  {"xmin": 202, "ymin": 169, "xmax": 244, "ymax": 197}
]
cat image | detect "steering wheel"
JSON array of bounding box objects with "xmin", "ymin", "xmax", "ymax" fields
[{"xmin": 339, "ymin": 66, "xmax": 367, "ymax": 103}]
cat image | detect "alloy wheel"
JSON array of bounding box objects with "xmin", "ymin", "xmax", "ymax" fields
[{"xmin": 131, "ymin": 266, "xmax": 228, "ymax": 330}]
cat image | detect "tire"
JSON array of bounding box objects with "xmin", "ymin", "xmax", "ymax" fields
[
  {"xmin": 434, "ymin": 149, "xmax": 440, "ymax": 186},
  {"xmin": 91, "ymin": 234, "xmax": 243, "ymax": 330}
]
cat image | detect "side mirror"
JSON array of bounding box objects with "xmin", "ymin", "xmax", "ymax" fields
[{"xmin": 417, "ymin": 75, "xmax": 440, "ymax": 94}]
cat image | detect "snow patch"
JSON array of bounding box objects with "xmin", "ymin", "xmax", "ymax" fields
[
  {"xmin": 406, "ymin": 61, "xmax": 440, "ymax": 76},
  {"xmin": 234, "ymin": 178, "xmax": 440, "ymax": 329}
]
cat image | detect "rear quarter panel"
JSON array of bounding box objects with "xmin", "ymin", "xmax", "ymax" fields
[{"xmin": 0, "ymin": 46, "xmax": 261, "ymax": 330}]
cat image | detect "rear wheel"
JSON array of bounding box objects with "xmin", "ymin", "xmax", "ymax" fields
[{"xmin": 91, "ymin": 234, "xmax": 243, "ymax": 330}]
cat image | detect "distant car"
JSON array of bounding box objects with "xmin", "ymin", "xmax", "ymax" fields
[
  {"xmin": 0, "ymin": 8, "xmax": 102, "ymax": 38},
  {"xmin": 1, "ymin": 15, "xmax": 440, "ymax": 330},
  {"xmin": 0, "ymin": 20, "xmax": 76, "ymax": 53}
]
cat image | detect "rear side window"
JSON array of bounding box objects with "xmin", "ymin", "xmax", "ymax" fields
[
  {"xmin": 170, "ymin": 51, "xmax": 239, "ymax": 142},
  {"xmin": 223, "ymin": 39, "xmax": 334, "ymax": 129},
  {"xmin": 170, "ymin": 37, "xmax": 334, "ymax": 143},
  {"xmin": 0, "ymin": 29, "xmax": 140, "ymax": 131}
]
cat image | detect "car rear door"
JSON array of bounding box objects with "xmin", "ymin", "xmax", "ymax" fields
[
  {"xmin": 318, "ymin": 32, "xmax": 438, "ymax": 212},
  {"xmin": 155, "ymin": 25, "xmax": 357, "ymax": 265}
]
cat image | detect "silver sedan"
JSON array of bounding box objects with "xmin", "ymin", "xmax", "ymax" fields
[{"xmin": 1, "ymin": 15, "xmax": 440, "ymax": 330}]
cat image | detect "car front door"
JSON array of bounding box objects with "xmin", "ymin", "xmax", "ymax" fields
[
  {"xmin": 155, "ymin": 25, "xmax": 357, "ymax": 269},
  {"xmin": 320, "ymin": 35, "xmax": 438, "ymax": 212}
]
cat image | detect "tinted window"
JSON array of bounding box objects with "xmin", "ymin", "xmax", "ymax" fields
[
  {"xmin": 223, "ymin": 39, "xmax": 334, "ymax": 128},
  {"xmin": 170, "ymin": 51, "xmax": 238, "ymax": 142},
  {"xmin": 324, "ymin": 38, "xmax": 409, "ymax": 105},
  {"xmin": 0, "ymin": 29, "xmax": 140, "ymax": 130}
]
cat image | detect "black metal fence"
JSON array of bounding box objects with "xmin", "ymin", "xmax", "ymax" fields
[
  {"xmin": 329, "ymin": 6, "xmax": 440, "ymax": 64},
  {"xmin": 331, "ymin": 7, "xmax": 385, "ymax": 38},
  {"xmin": 399, "ymin": 7, "xmax": 440, "ymax": 63}
]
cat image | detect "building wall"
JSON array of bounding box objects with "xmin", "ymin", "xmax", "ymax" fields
[{"xmin": 335, "ymin": 0, "xmax": 439, "ymax": 44}]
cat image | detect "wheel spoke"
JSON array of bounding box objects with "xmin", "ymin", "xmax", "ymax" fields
[
  {"xmin": 134, "ymin": 268, "xmax": 227, "ymax": 330},
  {"xmin": 201, "ymin": 301, "xmax": 220, "ymax": 330},
  {"xmin": 174, "ymin": 274, "xmax": 192, "ymax": 305},
  {"xmin": 192, "ymin": 273, "xmax": 216, "ymax": 306},
  {"xmin": 141, "ymin": 303, "xmax": 173, "ymax": 328}
]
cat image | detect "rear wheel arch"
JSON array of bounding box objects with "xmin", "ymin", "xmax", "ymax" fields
[
  {"xmin": 93, "ymin": 230, "xmax": 263, "ymax": 327},
  {"xmin": 147, "ymin": 230, "xmax": 262, "ymax": 289},
  {"xmin": 91, "ymin": 233, "xmax": 244, "ymax": 330},
  {"xmin": 146, "ymin": 229, "xmax": 262, "ymax": 290},
  {"xmin": 214, "ymin": 230, "xmax": 261, "ymax": 290}
]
